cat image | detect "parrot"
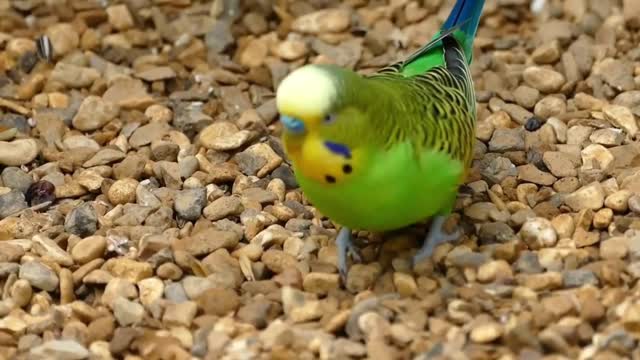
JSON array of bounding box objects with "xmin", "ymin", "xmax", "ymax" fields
[{"xmin": 275, "ymin": 0, "xmax": 485, "ymax": 281}]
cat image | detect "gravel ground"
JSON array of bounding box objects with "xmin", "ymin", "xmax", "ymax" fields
[{"xmin": 0, "ymin": 0, "xmax": 640, "ymax": 359}]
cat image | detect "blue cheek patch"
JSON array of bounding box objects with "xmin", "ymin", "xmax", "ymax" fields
[
  {"xmin": 280, "ymin": 115, "xmax": 305, "ymax": 134},
  {"xmin": 324, "ymin": 141, "xmax": 352, "ymax": 159}
]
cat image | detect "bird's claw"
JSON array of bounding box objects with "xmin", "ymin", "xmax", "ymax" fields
[
  {"xmin": 412, "ymin": 215, "xmax": 461, "ymax": 267},
  {"xmin": 336, "ymin": 227, "xmax": 361, "ymax": 283}
]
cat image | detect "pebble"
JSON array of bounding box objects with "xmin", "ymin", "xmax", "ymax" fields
[
  {"xmin": 113, "ymin": 297, "xmax": 145, "ymax": 326},
  {"xmin": 564, "ymin": 182, "xmax": 605, "ymax": 211},
  {"xmin": 64, "ymin": 202, "xmax": 98, "ymax": 237},
  {"xmin": 108, "ymin": 178, "xmax": 139, "ymax": 205},
  {"xmin": 197, "ymin": 288, "xmax": 240, "ymax": 316},
  {"xmin": 603, "ymin": 104, "xmax": 638, "ymax": 137},
  {"xmin": 542, "ymin": 152, "xmax": 577, "ymax": 178},
  {"xmin": 71, "ymin": 236, "xmax": 107, "ymax": 265},
  {"xmin": 203, "ymin": 196, "xmax": 244, "ymax": 221},
  {"xmin": 520, "ymin": 217, "xmax": 558, "ymax": 249},
  {"xmin": 303, "ymin": 272, "xmax": 340, "ymax": 295},
  {"xmin": 470, "ymin": 321, "xmax": 503, "ymax": 343},
  {"xmin": 19, "ymin": 261, "xmax": 59, "ymax": 292},
  {"xmin": 292, "ymin": 8, "xmax": 352, "ymax": 34},
  {"xmin": 199, "ymin": 122, "xmax": 252, "ymax": 151},
  {"xmin": 0, "ymin": 139, "xmax": 39, "ymax": 166},
  {"xmin": 523, "ymin": 66, "xmax": 566, "ymax": 93},
  {"xmin": 174, "ymin": 188, "xmax": 207, "ymax": 221},
  {"xmin": 488, "ymin": 128, "xmax": 525, "ymax": 152},
  {"xmin": 563, "ymin": 269, "xmax": 599, "ymax": 288},
  {"xmin": 30, "ymin": 340, "xmax": 89, "ymax": 360},
  {"xmin": 0, "ymin": 190, "xmax": 27, "ymax": 219},
  {"xmin": 163, "ymin": 301, "xmax": 198, "ymax": 327},
  {"xmin": 1, "ymin": 167, "xmax": 33, "ymax": 194},
  {"xmin": 71, "ymin": 96, "xmax": 120, "ymax": 131}
]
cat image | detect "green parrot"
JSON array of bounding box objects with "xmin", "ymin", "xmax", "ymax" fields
[{"xmin": 276, "ymin": 0, "xmax": 485, "ymax": 281}]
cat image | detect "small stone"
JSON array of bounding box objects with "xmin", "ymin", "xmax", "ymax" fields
[
  {"xmin": 603, "ymin": 104, "xmax": 638, "ymax": 137},
  {"xmin": 198, "ymin": 122, "xmax": 252, "ymax": 151},
  {"xmin": 470, "ymin": 322, "xmax": 503, "ymax": 343},
  {"xmin": 103, "ymin": 258, "xmax": 153, "ymax": 282},
  {"xmin": 45, "ymin": 23, "xmax": 79, "ymax": 58},
  {"xmin": 263, "ymin": 249, "xmax": 298, "ymax": 274},
  {"xmin": 30, "ymin": 340, "xmax": 89, "ymax": 360},
  {"xmin": 72, "ymin": 96, "xmax": 120, "ymax": 132},
  {"xmin": 392, "ymin": 272, "xmax": 418, "ymax": 297},
  {"xmin": 197, "ymin": 288, "xmax": 240, "ymax": 316},
  {"xmin": 282, "ymin": 286, "xmax": 323, "ymax": 323},
  {"xmin": 106, "ymin": 4, "xmax": 135, "ymax": 30},
  {"xmin": 0, "ymin": 190, "xmax": 27, "ymax": 218},
  {"xmin": 11, "ymin": 279, "xmax": 32, "ymax": 308},
  {"xmin": 113, "ymin": 297, "xmax": 145, "ymax": 326},
  {"xmin": 564, "ymin": 182, "xmax": 605, "ymax": 211},
  {"xmin": 19, "ymin": 261, "xmax": 59, "ymax": 292},
  {"xmin": 524, "ymin": 117, "xmax": 543, "ymax": 132},
  {"xmin": 514, "ymin": 86, "xmax": 540, "ymax": 109},
  {"xmin": 532, "ymin": 41, "xmax": 560, "ymax": 64},
  {"xmin": 203, "ymin": 196, "xmax": 244, "ymax": 221},
  {"xmin": 71, "ymin": 235, "xmax": 107, "ymax": 265},
  {"xmin": 303, "ymin": 272, "xmax": 340, "ymax": 295},
  {"xmin": 163, "ymin": 301, "xmax": 198, "ymax": 327},
  {"xmin": 563, "ymin": 269, "xmax": 599, "ymax": 288},
  {"xmin": 274, "ymin": 40, "xmax": 308, "ymax": 61},
  {"xmin": 593, "ymin": 208, "xmax": 613, "ymax": 229},
  {"xmin": 33, "ymin": 234, "xmax": 73, "ymax": 266},
  {"xmin": 291, "ymin": 8, "xmax": 352, "ymax": 34},
  {"xmin": 108, "ymin": 178, "xmax": 139, "ymax": 205},
  {"xmin": 590, "ymin": 128, "xmax": 625, "ymax": 146},
  {"xmin": 50, "ymin": 63, "xmax": 100, "ymax": 88},
  {"xmin": 65, "ymin": 202, "xmax": 98, "ymax": 237},
  {"xmin": 523, "ymin": 66, "xmax": 565, "ymax": 93},
  {"xmin": 346, "ymin": 264, "xmax": 382, "ymax": 293},
  {"xmin": 543, "ymin": 152, "xmax": 577, "ymax": 177},
  {"xmin": 551, "ymin": 214, "xmax": 575, "ymax": 239},
  {"xmin": 605, "ymin": 190, "xmax": 632, "ymax": 212},
  {"xmin": 594, "ymin": 58, "xmax": 635, "ymax": 92},
  {"xmin": 574, "ymin": 228, "xmax": 600, "ymax": 248},
  {"xmin": 477, "ymin": 260, "xmax": 513, "ymax": 282},
  {"xmin": 1, "ymin": 167, "xmax": 33, "ymax": 194},
  {"xmin": 174, "ymin": 188, "xmax": 207, "ymax": 221},
  {"xmin": 520, "ymin": 217, "xmax": 558, "ymax": 249},
  {"xmin": 102, "ymin": 78, "xmax": 154, "ymax": 109},
  {"xmin": 175, "ymin": 228, "xmax": 241, "ymax": 257},
  {"xmin": 488, "ymin": 128, "xmax": 525, "ymax": 152},
  {"xmin": 600, "ymin": 236, "xmax": 628, "ymax": 260},
  {"xmin": 581, "ymin": 144, "xmax": 614, "ymax": 172},
  {"xmin": 136, "ymin": 66, "xmax": 176, "ymax": 82},
  {"xmin": 233, "ymin": 143, "xmax": 283, "ymax": 177},
  {"xmin": 517, "ymin": 164, "xmax": 557, "ymax": 186},
  {"xmin": 534, "ymin": 96, "xmax": 567, "ymax": 119},
  {"xmin": 0, "ymin": 139, "xmax": 39, "ymax": 166}
]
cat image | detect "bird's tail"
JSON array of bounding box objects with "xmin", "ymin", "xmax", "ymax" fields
[{"xmin": 440, "ymin": 0, "xmax": 486, "ymax": 63}]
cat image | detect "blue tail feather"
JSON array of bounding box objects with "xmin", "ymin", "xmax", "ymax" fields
[{"xmin": 442, "ymin": 0, "xmax": 485, "ymax": 59}]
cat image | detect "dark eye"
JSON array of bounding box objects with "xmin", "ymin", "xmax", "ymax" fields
[{"xmin": 324, "ymin": 114, "xmax": 337, "ymax": 124}]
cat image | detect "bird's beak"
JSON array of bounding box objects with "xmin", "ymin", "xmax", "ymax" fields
[{"xmin": 280, "ymin": 115, "xmax": 306, "ymax": 134}]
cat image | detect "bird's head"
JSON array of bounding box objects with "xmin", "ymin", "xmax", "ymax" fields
[{"xmin": 276, "ymin": 64, "xmax": 366, "ymax": 185}]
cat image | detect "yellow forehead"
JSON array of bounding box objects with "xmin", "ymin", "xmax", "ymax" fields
[{"xmin": 276, "ymin": 65, "xmax": 337, "ymax": 121}]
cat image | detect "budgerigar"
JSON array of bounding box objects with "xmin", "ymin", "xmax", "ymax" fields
[{"xmin": 276, "ymin": 0, "xmax": 485, "ymax": 281}]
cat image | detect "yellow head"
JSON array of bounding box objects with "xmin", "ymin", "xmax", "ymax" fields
[{"xmin": 276, "ymin": 64, "xmax": 364, "ymax": 185}]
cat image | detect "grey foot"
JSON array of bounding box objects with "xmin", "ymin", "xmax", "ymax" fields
[
  {"xmin": 336, "ymin": 227, "xmax": 362, "ymax": 283},
  {"xmin": 412, "ymin": 215, "xmax": 461, "ymax": 266}
]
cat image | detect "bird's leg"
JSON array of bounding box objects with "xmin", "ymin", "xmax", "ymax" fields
[
  {"xmin": 336, "ymin": 227, "xmax": 362, "ymax": 282},
  {"xmin": 412, "ymin": 215, "xmax": 461, "ymax": 266}
]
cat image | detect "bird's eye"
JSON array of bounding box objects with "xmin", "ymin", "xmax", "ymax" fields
[
  {"xmin": 324, "ymin": 114, "xmax": 337, "ymax": 124},
  {"xmin": 280, "ymin": 115, "xmax": 305, "ymax": 134}
]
